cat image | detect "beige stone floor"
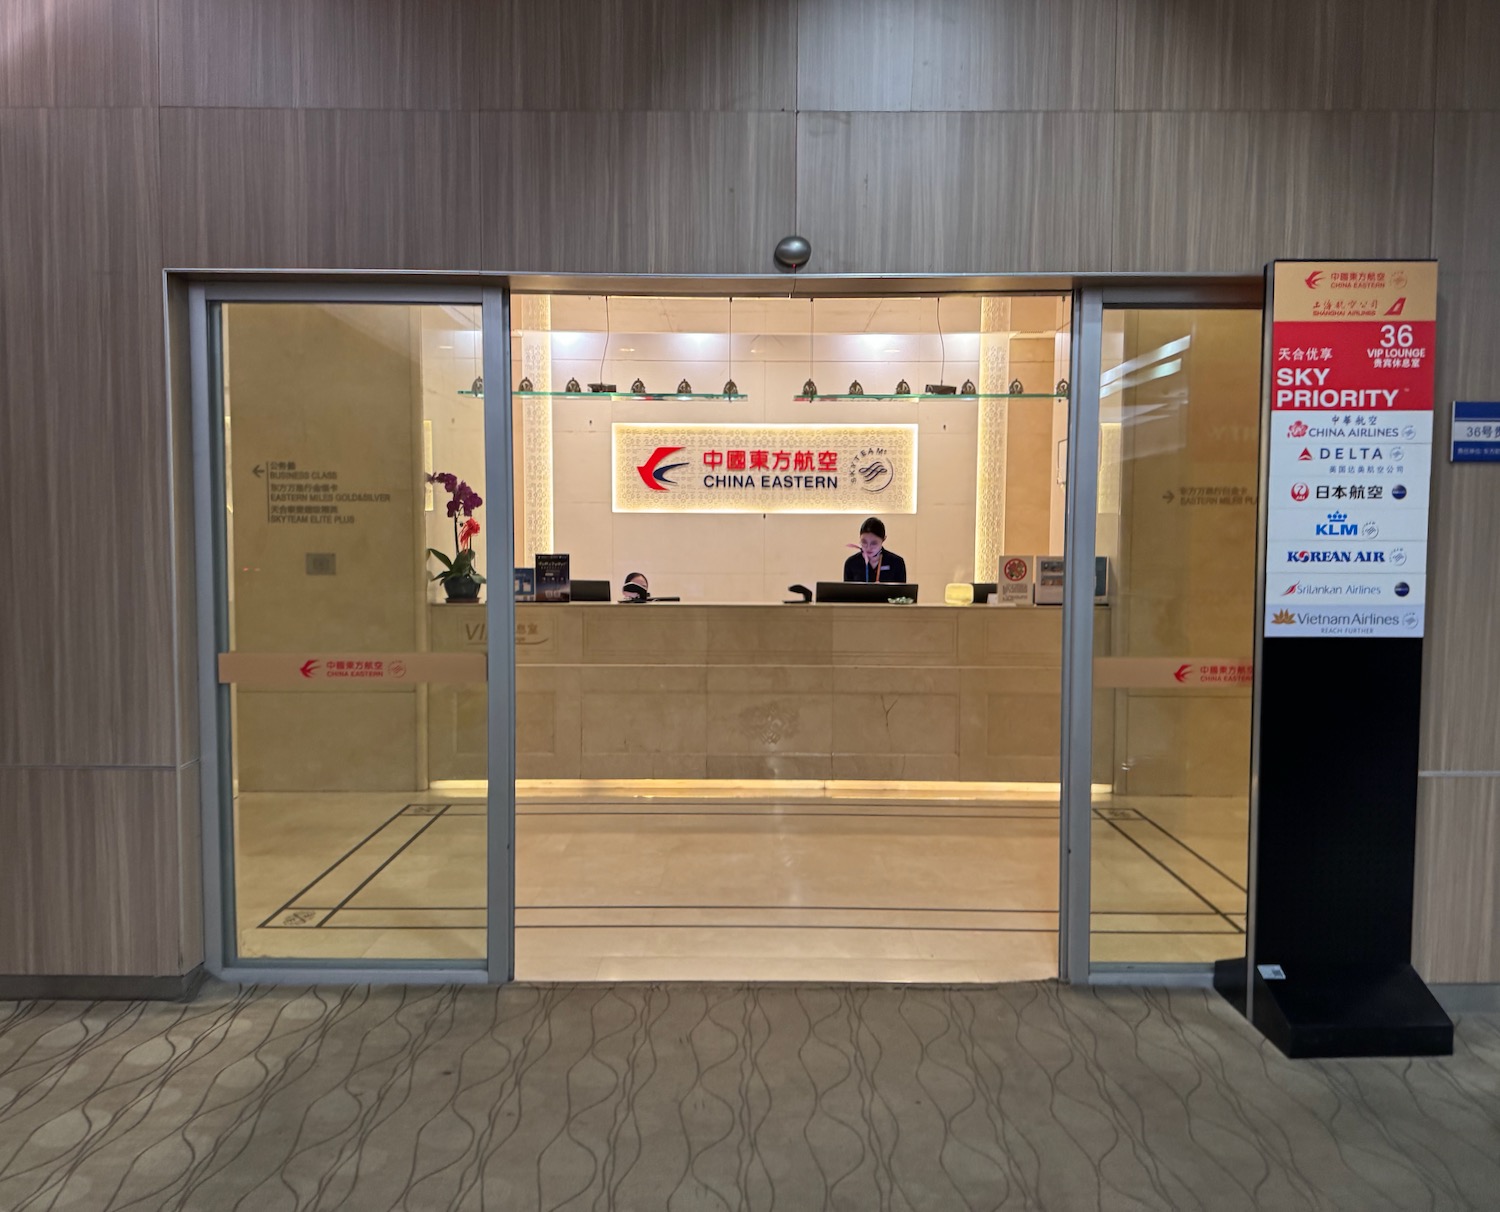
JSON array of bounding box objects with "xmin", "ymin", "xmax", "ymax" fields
[{"xmin": 234, "ymin": 782, "xmax": 1248, "ymax": 978}]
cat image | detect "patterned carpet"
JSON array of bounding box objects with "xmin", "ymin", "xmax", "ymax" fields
[{"xmin": 1, "ymin": 982, "xmax": 1497, "ymax": 1211}]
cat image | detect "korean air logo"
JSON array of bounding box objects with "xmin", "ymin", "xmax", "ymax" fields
[
  {"xmin": 636, "ymin": 446, "xmax": 687, "ymax": 491},
  {"xmin": 1287, "ymin": 420, "xmax": 1309, "ymax": 438}
]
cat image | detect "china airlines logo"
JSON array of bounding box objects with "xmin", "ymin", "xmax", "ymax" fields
[
  {"xmin": 1287, "ymin": 420, "xmax": 1309, "ymax": 438},
  {"xmin": 1304, "ymin": 271, "xmax": 1323, "ymax": 289},
  {"xmin": 636, "ymin": 446, "xmax": 687, "ymax": 491}
]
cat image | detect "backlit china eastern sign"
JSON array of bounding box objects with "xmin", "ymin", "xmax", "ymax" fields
[
  {"xmin": 612, "ymin": 424, "xmax": 917, "ymax": 514},
  {"xmin": 1264, "ymin": 261, "xmax": 1435, "ymax": 639}
]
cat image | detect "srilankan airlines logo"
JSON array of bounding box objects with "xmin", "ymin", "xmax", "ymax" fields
[{"xmin": 636, "ymin": 446, "xmax": 688, "ymax": 491}]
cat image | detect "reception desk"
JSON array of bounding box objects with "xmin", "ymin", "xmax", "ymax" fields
[{"xmin": 429, "ymin": 603, "xmax": 1114, "ymax": 784}]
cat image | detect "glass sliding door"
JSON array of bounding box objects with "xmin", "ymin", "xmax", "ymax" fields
[
  {"xmin": 204, "ymin": 296, "xmax": 500, "ymax": 970},
  {"xmin": 1082, "ymin": 303, "xmax": 1263, "ymax": 968}
]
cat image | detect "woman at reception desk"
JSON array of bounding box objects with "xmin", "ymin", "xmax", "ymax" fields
[{"xmin": 842, "ymin": 517, "xmax": 907, "ymax": 583}]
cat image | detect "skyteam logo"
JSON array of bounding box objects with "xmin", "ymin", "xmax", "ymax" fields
[{"xmin": 636, "ymin": 446, "xmax": 687, "ymax": 491}]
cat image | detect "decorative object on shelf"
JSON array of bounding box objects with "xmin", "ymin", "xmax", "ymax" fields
[
  {"xmin": 848, "ymin": 380, "xmax": 864, "ymax": 395},
  {"xmin": 895, "ymin": 379, "xmax": 911, "ymax": 395},
  {"xmin": 470, "ymin": 376, "xmax": 483, "ymax": 394},
  {"xmin": 1056, "ymin": 378, "xmax": 1069, "ymax": 395},
  {"xmin": 925, "ymin": 383, "xmax": 957, "ymax": 395},
  {"xmin": 723, "ymin": 379, "xmax": 738, "ymax": 396},
  {"xmin": 802, "ymin": 378, "xmax": 818, "ymax": 398},
  {"xmin": 426, "ymin": 471, "xmax": 485, "ymax": 603},
  {"xmin": 518, "ymin": 377, "xmax": 533, "ymax": 392},
  {"xmin": 773, "ymin": 234, "xmax": 812, "ymax": 272},
  {"xmin": 961, "ymin": 379, "xmax": 976, "ymax": 394},
  {"xmin": 565, "ymin": 377, "xmax": 581, "ymax": 393},
  {"xmin": 1009, "ymin": 378, "xmax": 1025, "ymax": 394},
  {"xmin": 588, "ymin": 382, "xmax": 616, "ymax": 392},
  {"xmin": 631, "ymin": 378, "xmax": 647, "ymax": 394},
  {"xmin": 677, "ymin": 379, "xmax": 692, "ymax": 394}
]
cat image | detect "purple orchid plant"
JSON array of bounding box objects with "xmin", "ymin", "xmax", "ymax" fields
[{"xmin": 426, "ymin": 471, "xmax": 485, "ymax": 591}]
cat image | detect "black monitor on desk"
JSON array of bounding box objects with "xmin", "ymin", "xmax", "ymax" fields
[
  {"xmin": 815, "ymin": 581, "xmax": 919, "ymax": 604},
  {"xmin": 569, "ymin": 579, "xmax": 610, "ymax": 602}
]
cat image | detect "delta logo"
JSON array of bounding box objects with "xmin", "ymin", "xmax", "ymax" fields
[
  {"xmin": 1298, "ymin": 448, "xmax": 1312, "ymax": 461},
  {"xmin": 1287, "ymin": 420, "xmax": 1309, "ymax": 438},
  {"xmin": 636, "ymin": 446, "xmax": 688, "ymax": 491}
]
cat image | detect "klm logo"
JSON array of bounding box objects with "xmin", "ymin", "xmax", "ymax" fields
[
  {"xmin": 1315, "ymin": 511, "xmax": 1360, "ymax": 537},
  {"xmin": 1286, "ymin": 550, "xmax": 1386, "ymax": 564}
]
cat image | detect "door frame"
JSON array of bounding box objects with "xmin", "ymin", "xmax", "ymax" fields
[
  {"xmin": 1059, "ymin": 282, "xmax": 1266, "ymax": 985},
  {"xmin": 185, "ymin": 271, "xmax": 1264, "ymax": 988},
  {"xmin": 189, "ymin": 281, "xmax": 515, "ymax": 985}
]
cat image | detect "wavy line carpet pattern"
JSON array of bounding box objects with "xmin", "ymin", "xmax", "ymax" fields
[{"xmin": 1, "ymin": 982, "xmax": 1497, "ymax": 1211}]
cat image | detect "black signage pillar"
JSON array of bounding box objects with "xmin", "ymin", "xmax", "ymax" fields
[{"xmin": 1214, "ymin": 261, "xmax": 1453, "ymax": 1058}]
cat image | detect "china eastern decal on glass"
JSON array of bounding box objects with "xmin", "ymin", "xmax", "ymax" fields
[
  {"xmin": 611, "ymin": 424, "xmax": 917, "ymax": 514},
  {"xmin": 1264, "ymin": 261, "xmax": 1436, "ymax": 638}
]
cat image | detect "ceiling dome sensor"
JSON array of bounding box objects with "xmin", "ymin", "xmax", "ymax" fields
[{"xmin": 773, "ymin": 235, "xmax": 812, "ymax": 271}]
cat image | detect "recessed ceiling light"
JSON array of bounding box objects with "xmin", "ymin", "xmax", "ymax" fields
[
  {"xmin": 619, "ymin": 347, "xmax": 635, "ymax": 352},
  {"xmin": 438, "ymin": 344, "xmax": 453, "ymax": 350}
]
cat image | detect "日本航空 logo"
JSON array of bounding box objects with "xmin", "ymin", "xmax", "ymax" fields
[
  {"xmin": 636, "ymin": 446, "xmax": 687, "ymax": 491},
  {"xmin": 1290, "ymin": 483, "xmax": 1310, "ymax": 502}
]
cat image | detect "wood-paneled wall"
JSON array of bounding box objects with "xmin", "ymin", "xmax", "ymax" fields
[{"xmin": 2, "ymin": 0, "xmax": 1496, "ymax": 982}]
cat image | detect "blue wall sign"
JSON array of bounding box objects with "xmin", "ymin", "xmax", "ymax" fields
[{"xmin": 1452, "ymin": 401, "xmax": 1500, "ymax": 462}]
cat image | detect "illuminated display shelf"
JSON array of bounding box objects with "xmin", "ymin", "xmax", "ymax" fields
[
  {"xmin": 460, "ymin": 390, "xmax": 1068, "ymax": 401},
  {"xmin": 459, "ymin": 390, "xmax": 748, "ymax": 401},
  {"xmin": 795, "ymin": 393, "xmax": 1069, "ymax": 401}
]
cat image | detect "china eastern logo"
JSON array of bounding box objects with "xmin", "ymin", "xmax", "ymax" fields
[
  {"xmin": 1304, "ymin": 271, "xmax": 1323, "ymax": 289},
  {"xmin": 636, "ymin": 446, "xmax": 687, "ymax": 491}
]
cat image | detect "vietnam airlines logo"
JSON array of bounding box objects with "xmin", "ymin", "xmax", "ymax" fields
[
  {"xmin": 636, "ymin": 446, "xmax": 687, "ymax": 491},
  {"xmin": 1304, "ymin": 270, "xmax": 1323, "ymax": 289},
  {"xmin": 1272, "ymin": 609, "xmax": 1297, "ymax": 625}
]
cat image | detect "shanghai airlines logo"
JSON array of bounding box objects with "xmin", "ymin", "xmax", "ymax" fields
[
  {"xmin": 1304, "ymin": 270, "xmax": 1323, "ymax": 289},
  {"xmin": 1385, "ymin": 297, "xmax": 1407, "ymax": 316},
  {"xmin": 636, "ymin": 445, "xmax": 688, "ymax": 491},
  {"xmin": 1287, "ymin": 420, "xmax": 1309, "ymax": 438}
]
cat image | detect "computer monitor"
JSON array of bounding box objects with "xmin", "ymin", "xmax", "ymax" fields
[
  {"xmin": 971, "ymin": 582, "xmax": 997, "ymax": 603},
  {"xmin": 815, "ymin": 581, "xmax": 919, "ymax": 604},
  {"xmin": 569, "ymin": 579, "xmax": 610, "ymax": 602}
]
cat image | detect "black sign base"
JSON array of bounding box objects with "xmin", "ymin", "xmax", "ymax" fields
[{"xmin": 1216, "ymin": 958, "xmax": 1451, "ymax": 1058}]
